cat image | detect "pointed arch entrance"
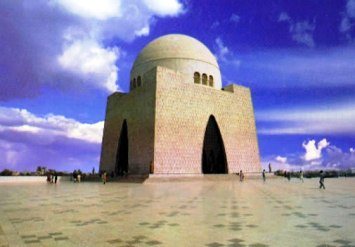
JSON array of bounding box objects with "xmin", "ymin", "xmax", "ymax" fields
[
  {"xmin": 115, "ymin": 120, "xmax": 128, "ymax": 176},
  {"xmin": 202, "ymin": 115, "xmax": 228, "ymax": 174}
]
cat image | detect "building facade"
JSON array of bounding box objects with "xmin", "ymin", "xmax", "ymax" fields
[{"xmin": 100, "ymin": 34, "xmax": 261, "ymax": 175}]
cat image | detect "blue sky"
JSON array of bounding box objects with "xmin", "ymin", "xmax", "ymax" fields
[{"xmin": 1, "ymin": 0, "xmax": 355, "ymax": 172}]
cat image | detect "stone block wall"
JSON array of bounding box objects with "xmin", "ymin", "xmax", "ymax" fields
[
  {"xmin": 100, "ymin": 66, "xmax": 261, "ymax": 175},
  {"xmin": 100, "ymin": 69, "xmax": 156, "ymax": 174},
  {"xmin": 153, "ymin": 66, "xmax": 260, "ymax": 174}
]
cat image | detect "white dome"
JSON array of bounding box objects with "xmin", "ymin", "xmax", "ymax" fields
[{"xmin": 130, "ymin": 34, "xmax": 222, "ymax": 89}]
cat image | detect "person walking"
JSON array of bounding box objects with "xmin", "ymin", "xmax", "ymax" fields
[
  {"xmin": 299, "ymin": 170, "xmax": 304, "ymax": 183},
  {"xmin": 319, "ymin": 170, "xmax": 325, "ymax": 189},
  {"xmin": 239, "ymin": 170, "xmax": 244, "ymax": 182},
  {"xmin": 102, "ymin": 171, "xmax": 107, "ymax": 184},
  {"xmin": 73, "ymin": 170, "xmax": 77, "ymax": 183},
  {"xmin": 262, "ymin": 169, "xmax": 266, "ymax": 182}
]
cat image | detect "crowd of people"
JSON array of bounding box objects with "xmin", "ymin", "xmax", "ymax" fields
[
  {"xmin": 46, "ymin": 173, "xmax": 58, "ymax": 184},
  {"xmin": 64, "ymin": 164, "xmax": 327, "ymax": 189},
  {"xmin": 237, "ymin": 164, "xmax": 326, "ymax": 190},
  {"xmin": 72, "ymin": 170, "xmax": 81, "ymax": 183}
]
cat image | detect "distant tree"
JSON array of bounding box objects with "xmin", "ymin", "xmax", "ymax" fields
[
  {"xmin": 48, "ymin": 169, "xmax": 56, "ymax": 175},
  {"xmin": 346, "ymin": 168, "xmax": 353, "ymax": 176},
  {"xmin": 0, "ymin": 169, "xmax": 14, "ymax": 176},
  {"xmin": 36, "ymin": 166, "xmax": 47, "ymax": 175}
]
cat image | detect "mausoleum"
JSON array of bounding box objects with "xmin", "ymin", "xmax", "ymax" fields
[{"xmin": 100, "ymin": 34, "xmax": 261, "ymax": 175}]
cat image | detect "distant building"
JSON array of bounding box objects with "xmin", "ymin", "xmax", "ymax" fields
[{"xmin": 100, "ymin": 34, "xmax": 261, "ymax": 175}]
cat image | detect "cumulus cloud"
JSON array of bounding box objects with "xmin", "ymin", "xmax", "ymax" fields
[
  {"xmin": 230, "ymin": 14, "xmax": 240, "ymax": 24},
  {"xmin": 214, "ymin": 37, "xmax": 241, "ymax": 67},
  {"xmin": 290, "ymin": 21, "xmax": 315, "ymax": 47},
  {"xmin": 276, "ymin": 156, "xmax": 287, "ymax": 163},
  {"xmin": 302, "ymin": 139, "xmax": 329, "ymax": 161},
  {"xmin": 0, "ymin": 106, "xmax": 104, "ymax": 172},
  {"xmin": 262, "ymin": 156, "xmax": 293, "ymax": 171},
  {"xmin": 210, "ymin": 21, "xmax": 220, "ymax": 29},
  {"xmin": 0, "ymin": 0, "xmax": 185, "ymax": 101},
  {"xmin": 58, "ymin": 39, "xmax": 120, "ymax": 92},
  {"xmin": 143, "ymin": 0, "xmax": 184, "ymax": 16},
  {"xmin": 278, "ymin": 12, "xmax": 315, "ymax": 47},
  {"xmin": 0, "ymin": 106, "xmax": 103, "ymax": 143},
  {"xmin": 215, "ymin": 37, "xmax": 230, "ymax": 62},
  {"xmin": 340, "ymin": 16, "xmax": 352, "ymax": 33},
  {"xmin": 134, "ymin": 26, "xmax": 150, "ymax": 37},
  {"xmin": 340, "ymin": 0, "xmax": 355, "ymax": 41},
  {"xmin": 347, "ymin": 0, "xmax": 355, "ymax": 18},
  {"xmin": 278, "ymin": 12, "xmax": 291, "ymax": 22},
  {"xmin": 55, "ymin": 0, "xmax": 122, "ymax": 20},
  {"xmin": 321, "ymin": 145, "xmax": 354, "ymax": 169},
  {"xmin": 263, "ymin": 139, "xmax": 355, "ymax": 171}
]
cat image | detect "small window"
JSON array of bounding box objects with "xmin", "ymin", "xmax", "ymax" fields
[
  {"xmin": 202, "ymin": 74, "xmax": 207, "ymax": 85},
  {"xmin": 137, "ymin": 76, "xmax": 142, "ymax": 87},
  {"xmin": 133, "ymin": 78, "xmax": 137, "ymax": 88},
  {"xmin": 194, "ymin": 72, "xmax": 200, "ymax": 84},
  {"xmin": 209, "ymin": 75, "xmax": 214, "ymax": 87}
]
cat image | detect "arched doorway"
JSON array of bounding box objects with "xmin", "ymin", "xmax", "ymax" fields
[
  {"xmin": 115, "ymin": 120, "xmax": 128, "ymax": 176},
  {"xmin": 202, "ymin": 115, "xmax": 228, "ymax": 174}
]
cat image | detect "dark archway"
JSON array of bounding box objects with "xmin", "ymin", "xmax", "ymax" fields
[
  {"xmin": 202, "ymin": 115, "xmax": 228, "ymax": 174},
  {"xmin": 115, "ymin": 120, "xmax": 128, "ymax": 176}
]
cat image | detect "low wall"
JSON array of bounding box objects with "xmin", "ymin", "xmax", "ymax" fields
[{"xmin": 0, "ymin": 176, "xmax": 69, "ymax": 183}]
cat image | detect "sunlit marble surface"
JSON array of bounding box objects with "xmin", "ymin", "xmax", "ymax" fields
[{"xmin": 0, "ymin": 177, "xmax": 354, "ymax": 247}]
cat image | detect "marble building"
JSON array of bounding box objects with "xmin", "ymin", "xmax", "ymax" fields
[{"xmin": 100, "ymin": 34, "xmax": 261, "ymax": 175}]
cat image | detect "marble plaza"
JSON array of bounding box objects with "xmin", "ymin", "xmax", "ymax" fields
[{"xmin": 0, "ymin": 177, "xmax": 355, "ymax": 247}]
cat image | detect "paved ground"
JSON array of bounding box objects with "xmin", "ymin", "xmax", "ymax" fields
[{"xmin": 0, "ymin": 176, "xmax": 354, "ymax": 247}]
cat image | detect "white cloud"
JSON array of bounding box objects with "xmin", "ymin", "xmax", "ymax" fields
[
  {"xmin": 302, "ymin": 138, "xmax": 329, "ymax": 161},
  {"xmin": 340, "ymin": 0, "xmax": 355, "ymax": 40},
  {"xmin": 323, "ymin": 145, "xmax": 355, "ymax": 169},
  {"xmin": 0, "ymin": 107, "xmax": 104, "ymax": 143},
  {"xmin": 215, "ymin": 37, "xmax": 229, "ymax": 61},
  {"xmin": 134, "ymin": 26, "xmax": 150, "ymax": 37},
  {"xmin": 230, "ymin": 14, "xmax": 240, "ymax": 24},
  {"xmin": 278, "ymin": 12, "xmax": 315, "ymax": 47},
  {"xmin": 350, "ymin": 147, "xmax": 355, "ymax": 153},
  {"xmin": 263, "ymin": 140, "xmax": 355, "ymax": 171},
  {"xmin": 214, "ymin": 37, "xmax": 242, "ymax": 68},
  {"xmin": 276, "ymin": 156, "xmax": 287, "ymax": 163},
  {"xmin": 340, "ymin": 16, "xmax": 351, "ymax": 33},
  {"xmin": 0, "ymin": 106, "xmax": 105, "ymax": 172},
  {"xmin": 347, "ymin": 0, "xmax": 355, "ymax": 18},
  {"xmin": 143, "ymin": 0, "xmax": 183, "ymax": 16},
  {"xmin": 0, "ymin": 0, "xmax": 186, "ymax": 100},
  {"xmin": 58, "ymin": 40, "xmax": 119, "ymax": 92},
  {"xmin": 261, "ymin": 158, "xmax": 292, "ymax": 171},
  {"xmin": 290, "ymin": 21, "xmax": 315, "ymax": 47},
  {"xmin": 67, "ymin": 121, "xmax": 104, "ymax": 143},
  {"xmin": 55, "ymin": 0, "xmax": 122, "ymax": 20},
  {"xmin": 234, "ymin": 47, "xmax": 355, "ymax": 89},
  {"xmin": 257, "ymin": 103, "xmax": 355, "ymax": 135},
  {"xmin": 210, "ymin": 21, "xmax": 220, "ymax": 29},
  {"xmin": 278, "ymin": 12, "xmax": 291, "ymax": 22}
]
